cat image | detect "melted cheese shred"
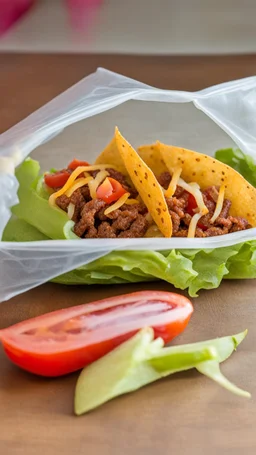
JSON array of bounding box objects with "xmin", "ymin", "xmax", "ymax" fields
[
  {"xmin": 65, "ymin": 176, "xmax": 93, "ymax": 197},
  {"xmin": 210, "ymin": 185, "xmax": 225, "ymax": 223},
  {"xmin": 165, "ymin": 167, "xmax": 182, "ymax": 198},
  {"xmin": 178, "ymin": 177, "xmax": 208, "ymax": 216},
  {"xmin": 48, "ymin": 164, "xmax": 113, "ymax": 205},
  {"xmin": 177, "ymin": 178, "xmax": 209, "ymax": 238},
  {"xmin": 187, "ymin": 213, "xmax": 204, "ymax": 238},
  {"xmin": 104, "ymin": 193, "xmax": 130, "ymax": 215},
  {"xmin": 67, "ymin": 203, "xmax": 75, "ymax": 219},
  {"xmin": 125, "ymin": 199, "xmax": 139, "ymax": 205},
  {"xmin": 88, "ymin": 170, "xmax": 109, "ymax": 199}
]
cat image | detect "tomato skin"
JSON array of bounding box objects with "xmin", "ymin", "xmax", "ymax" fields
[
  {"xmin": 44, "ymin": 171, "xmax": 70, "ymax": 188},
  {"xmin": 68, "ymin": 159, "xmax": 89, "ymax": 170},
  {"xmin": 2, "ymin": 332, "xmax": 134, "ymax": 377},
  {"xmin": 186, "ymin": 194, "xmax": 198, "ymax": 216},
  {"xmin": 96, "ymin": 177, "xmax": 127, "ymax": 203},
  {"xmin": 0, "ymin": 291, "xmax": 193, "ymax": 377},
  {"xmin": 186, "ymin": 193, "xmax": 207, "ymax": 230}
]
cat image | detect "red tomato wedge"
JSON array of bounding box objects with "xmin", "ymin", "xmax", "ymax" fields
[
  {"xmin": 96, "ymin": 177, "xmax": 127, "ymax": 203},
  {"xmin": 44, "ymin": 171, "xmax": 70, "ymax": 188},
  {"xmin": 0, "ymin": 291, "xmax": 193, "ymax": 377},
  {"xmin": 68, "ymin": 159, "xmax": 90, "ymax": 170}
]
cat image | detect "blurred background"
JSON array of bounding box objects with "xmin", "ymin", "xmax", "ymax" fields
[{"xmin": 0, "ymin": 0, "xmax": 255, "ymax": 54}]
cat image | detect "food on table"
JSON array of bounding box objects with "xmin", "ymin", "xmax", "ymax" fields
[
  {"xmin": 10, "ymin": 128, "xmax": 256, "ymax": 240},
  {"xmin": 0, "ymin": 291, "xmax": 193, "ymax": 377},
  {"xmin": 75, "ymin": 327, "xmax": 250, "ymax": 415},
  {"xmin": 0, "ymin": 289, "xmax": 250, "ymax": 416},
  {"xmin": 138, "ymin": 142, "xmax": 256, "ymax": 238}
]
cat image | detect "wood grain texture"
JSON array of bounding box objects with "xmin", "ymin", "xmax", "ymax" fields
[{"xmin": 0, "ymin": 53, "xmax": 256, "ymax": 455}]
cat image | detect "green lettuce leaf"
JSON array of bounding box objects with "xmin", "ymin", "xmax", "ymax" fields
[
  {"xmin": 74, "ymin": 327, "xmax": 250, "ymax": 415},
  {"xmin": 2, "ymin": 156, "xmax": 256, "ymax": 296},
  {"xmin": 11, "ymin": 158, "xmax": 78, "ymax": 240},
  {"xmin": 3, "ymin": 217, "xmax": 256, "ymax": 297},
  {"xmin": 215, "ymin": 148, "xmax": 256, "ymax": 187}
]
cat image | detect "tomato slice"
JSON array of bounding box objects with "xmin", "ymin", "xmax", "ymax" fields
[
  {"xmin": 68, "ymin": 159, "xmax": 90, "ymax": 170},
  {"xmin": 0, "ymin": 291, "xmax": 193, "ymax": 377},
  {"xmin": 96, "ymin": 177, "xmax": 127, "ymax": 203},
  {"xmin": 44, "ymin": 171, "xmax": 70, "ymax": 189}
]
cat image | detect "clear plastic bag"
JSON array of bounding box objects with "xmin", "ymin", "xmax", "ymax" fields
[{"xmin": 0, "ymin": 68, "xmax": 256, "ymax": 301}]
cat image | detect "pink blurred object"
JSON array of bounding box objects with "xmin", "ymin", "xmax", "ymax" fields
[
  {"xmin": 65, "ymin": 0, "xmax": 103, "ymax": 31},
  {"xmin": 0, "ymin": 0, "xmax": 35, "ymax": 36}
]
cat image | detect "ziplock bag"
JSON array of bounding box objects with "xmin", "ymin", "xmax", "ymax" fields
[{"xmin": 1, "ymin": 68, "xmax": 256, "ymax": 302}]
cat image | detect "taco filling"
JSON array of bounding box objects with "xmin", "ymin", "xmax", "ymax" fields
[
  {"xmin": 45, "ymin": 162, "xmax": 150, "ymax": 239},
  {"xmin": 10, "ymin": 129, "xmax": 256, "ymax": 241},
  {"xmin": 157, "ymin": 172, "xmax": 251, "ymax": 237},
  {"xmin": 138, "ymin": 141, "xmax": 256, "ymax": 238}
]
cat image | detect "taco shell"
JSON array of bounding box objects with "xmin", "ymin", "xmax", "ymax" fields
[
  {"xmin": 95, "ymin": 129, "xmax": 172, "ymax": 237},
  {"xmin": 137, "ymin": 144, "xmax": 168, "ymax": 175},
  {"xmin": 94, "ymin": 136, "xmax": 128, "ymax": 176},
  {"xmin": 156, "ymin": 143, "xmax": 256, "ymax": 227}
]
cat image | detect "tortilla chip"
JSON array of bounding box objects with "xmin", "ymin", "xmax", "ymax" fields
[
  {"xmin": 157, "ymin": 142, "xmax": 256, "ymax": 227},
  {"xmin": 137, "ymin": 144, "xmax": 168, "ymax": 176},
  {"xmin": 115, "ymin": 128, "xmax": 172, "ymax": 237},
  {"xmin": 94, "ymin": 136, "xmax": 128, "ymax": 176}
]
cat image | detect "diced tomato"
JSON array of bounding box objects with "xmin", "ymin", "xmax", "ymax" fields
[
  {"xmin": 186, "ymin": 193, "xmax": 207, "ymax": 230},
  {"xmin": 186, "ymin": 193, "xmax": 198, "ymax": 216},
  {"xmin": 198, "ymin": 222, "xmax": 207, "ymax": 231},
  {"xmin": 44, "ymin": 171, "xmax": 70, "ymax": 188},
  {"xmin": 96, "ymin": 177, "xmax": 127, "ymax": 203},
  {"xmin": 0, "ymin": 291, "xmax": 193, "ymax": 377},
  {"xmin": 68, "ymin": 159, "xmax": 90, "ymax": 170}
]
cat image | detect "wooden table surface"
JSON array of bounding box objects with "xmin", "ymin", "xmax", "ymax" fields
[{"xmin": 0, "ymin": 53, "xmax": 256, "ymax": 455}]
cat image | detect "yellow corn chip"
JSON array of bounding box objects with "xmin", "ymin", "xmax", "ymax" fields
[
  {"xmin": 157, "ymin": 142, "xmax": 256, "ymax": 227},
  {"xmin": 115, "ymin": 128, "xmax": 172, "ymax": 237},
  {"xmin": 138, "ymin": 144, "xmax": 168, "ymax": 176},
  {"xmin": 95, "ymin": 136, "xmax": 128, "ymax": 176}
]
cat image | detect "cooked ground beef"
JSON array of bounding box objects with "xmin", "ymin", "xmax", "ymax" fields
[
  {"xmin": 118, "ymin": 214, "xmax": 149, "ymax": 238},
  {"xmin": 203, "ymin": 186, "xmax": 219, "ymax": 203},
  {"xmin": 97, "ymin": 222, "xmax": 116, "ymax": 238},
  {"xmin": 158, "ymin": 172, "xmax": 251, "ymax": 238},
  {"xmin": 56, "ymin": 184, "xmax": 149, "ymax": 238},
  {"xmin": 53, "ymin": 164, "xmax": 148, "ymax": 238},
  {"xmin": 157, "ymin": 172, "xmax": 172, "ymax": 190},
  {"xmin": 73, "ymin": 199, "xmax": 106, "ymax": 237},
  {"xmin": 56, "ymin": 194, "xmax": 70, "ymax": 211},
  {"xmin": 175, "ymin": 227, "xmax": 206, "ymax": 238},
  {"xmin": 53, "ymin": 165, "xmax": 251, "ymax": 238}
]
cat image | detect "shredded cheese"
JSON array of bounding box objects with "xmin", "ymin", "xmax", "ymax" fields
[
  {"xmin": 165, "ymin": 167, "xmax": 182, "ymax": 198},
  {"xmin": 187, "ymin": 213, "xmax": 204, "ymax": 238},
  {"xmin": 178, "ymin": 177, "xmax": 208, "ymax": 216},
  {"xmin": 88, "ymin": 170, "xmax": 109, "ymax": 199},
  {"xmin": 65, "ymin": 176, "xmax": 93, "ymax": 197},
  {"xmin": 125, "ymin": 199, "xmax": 139, "ymax": 205},
  {"xmin": 104, "ymin": 193, "xmax": 130, "ymax": 215},
  {"xmin": 210, "ymin": 185, "xmax": 225, "ymax": 223},
  {"xmin": 49, "ymin": 165, "xmax": 113, "ymax": 205},
  {"xmin": 67, "ymin": 203, "xmax": 75, "ymax": 219},
  {"xmin": 189, "ymin": 182, "xmax": 200, "ymax": 189}
]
